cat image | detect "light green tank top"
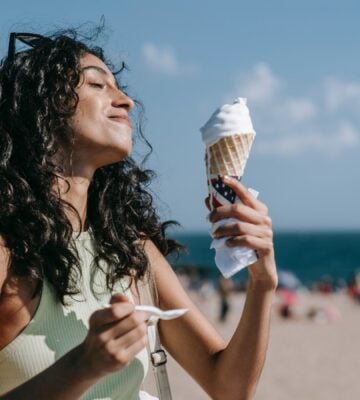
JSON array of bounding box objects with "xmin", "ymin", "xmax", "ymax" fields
[{"xmin": 0, "ymin": 230, "xmax": 149, "ymax": 399}]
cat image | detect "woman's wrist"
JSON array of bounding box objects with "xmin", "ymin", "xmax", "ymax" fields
[
  {"xmin": 248, "ymin": 277, "xmax": 277, "ymax": 293},
  {"xmin": 68, "ymin": 344, "xmax": 104, "ymax": 385},
  {"xmin": 248, "ymin": 253, "xmax": 278, "ymax": 292}
]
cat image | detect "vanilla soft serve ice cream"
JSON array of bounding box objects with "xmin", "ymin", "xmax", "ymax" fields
[{"xmin": 200, "ymin": 97, "xmax": 256, "ymax": 146}]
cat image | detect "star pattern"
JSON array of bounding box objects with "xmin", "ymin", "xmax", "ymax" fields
[{"xmin": 209, "ymin": 175, "xmax": 240, "ymax": 207}]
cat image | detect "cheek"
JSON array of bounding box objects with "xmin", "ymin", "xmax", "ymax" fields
[{"xmin": 70, "ymin": 101, "xmax": 103, "ymax": 141}]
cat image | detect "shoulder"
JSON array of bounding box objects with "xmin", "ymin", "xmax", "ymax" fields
[
  {"xmin": 143, "ymin": 239, "xmax": 160, "ymax": 258},
  {"xmin": 142, "ymin": 239, "xmax": 169, "ymax": 273},
  {"xmin": 0, "ymin": 236, "xmax": 11, "ymax": 292},
  {"xmin": 142, "ymin": 239, "xmax": 185, "ymax": 307}
]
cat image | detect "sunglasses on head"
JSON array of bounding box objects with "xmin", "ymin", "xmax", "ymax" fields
[{"xmin": 7, "ymin": 32, "xmax": 53, "ymax": 62}]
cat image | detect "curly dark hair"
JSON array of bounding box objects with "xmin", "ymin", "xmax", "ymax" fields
[{"xmin": 0, "ymin": 25, "xmax": 183, "ymax": 304}]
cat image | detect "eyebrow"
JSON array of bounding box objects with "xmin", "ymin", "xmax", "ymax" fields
[{"xmin": 81, "ymin": 65, "xmax": 119, "ymax": 88}]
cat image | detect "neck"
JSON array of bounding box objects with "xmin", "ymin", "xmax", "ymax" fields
[{"xmin": 54, "ymin": 162, "xmax": 95, "ymax": 232}]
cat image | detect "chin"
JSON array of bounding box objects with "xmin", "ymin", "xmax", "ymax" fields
[
  {"xmin": 121, "ymin": 143, "xmax": 133, "ymax": 158},
  {"xmin": 93, "ymin": 152, "xmax": 129, "ymax": 170},
  {"xmin": 110, "ymin": 145, "xmax": 133, "ymax": 164}
]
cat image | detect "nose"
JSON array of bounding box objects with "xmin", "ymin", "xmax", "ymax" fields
[{"xmin": 112, "ymin": 89, "xmax": 134, "ymax": 111}]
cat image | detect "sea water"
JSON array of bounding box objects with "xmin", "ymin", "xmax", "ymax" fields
[{"xmin": 167, "ymin": 231, "xmax": 360, "ymax": 286}]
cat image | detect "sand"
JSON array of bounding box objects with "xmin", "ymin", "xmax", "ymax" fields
[{"xmin": 143, "ymin": 290, "xmax": 360, "ymax": 399}]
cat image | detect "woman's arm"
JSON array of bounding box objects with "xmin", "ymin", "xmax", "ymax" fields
[
  {"xmin": 211, "ymin": 260, "xmax": 276, "ymax": 400},
  {"xmin": 1, "ymin": 294, "xmax": 149, "ymax": 400},
  {"xmin": 146, "ymin": 177, "xmax": 277, "ymax": 400},
  {"xmin": 0, "ymin": 241, "xmax": 94, "ymax": 400},
  {"xmin": 0, "ymin": 345, "xmax": 98, "ymax": 400}
]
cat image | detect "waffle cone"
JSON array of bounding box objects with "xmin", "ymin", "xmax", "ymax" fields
[{"xmin": 206, "ymin": 133, "xmax": 255, "ymax": 178}]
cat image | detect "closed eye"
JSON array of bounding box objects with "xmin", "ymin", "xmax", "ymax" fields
[{"xmin": 89, "ymin": 82, "xmax": 105, "ymax": 89}]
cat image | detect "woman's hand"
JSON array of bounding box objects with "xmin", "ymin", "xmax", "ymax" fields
[
  {"xmin": 77, "ymin": 294, "xmax": 148, "ymax": 380},
  {"xmin": 207, "ymin": 176, "xmax": 277, "ymax": 290}
]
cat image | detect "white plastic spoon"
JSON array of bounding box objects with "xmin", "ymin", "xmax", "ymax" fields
[
  {"xmin": 135, "ymin": 305, "xmax": 188, "ymax": 320},
  {"xmin": 104, "ymin": 303, "xmax": 188, "ymax": 321}
]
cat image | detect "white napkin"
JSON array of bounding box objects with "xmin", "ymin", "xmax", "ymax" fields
[{"xmin": 210, "ymin": 188, "xmax": 259, "ymax": 278}]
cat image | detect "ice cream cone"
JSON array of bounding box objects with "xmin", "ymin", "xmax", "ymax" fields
[
  {"xmin": 200, "ymin": 97, "xmax": 259, "ymax": 278},
  {"xmin": 206, "ymin": 132, "xmax": 255, "ymax": 179},
  {"xmin": 200, "ymin": 97, "xmax": 259, "ymax": 277},
  {"xmin": 201, "ymin": 99, "xmax": 256, "ymax": 209}
]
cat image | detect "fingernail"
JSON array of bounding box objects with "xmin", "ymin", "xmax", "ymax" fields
[
  {"xmin": 207, "ymin": 211, "xmax": 214, "ymax": 221},
  {"xmin": 225, "ymin": 238, "xmax": 234, "ymax": 247},
  {"xmin": 110, "ymin": 294, "xmax": 128, "ymax": 304}
]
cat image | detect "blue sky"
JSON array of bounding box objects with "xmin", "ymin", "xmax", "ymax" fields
[{"xmin": 1, "ymin": 0, "xmax": 360, "ymax": 231}]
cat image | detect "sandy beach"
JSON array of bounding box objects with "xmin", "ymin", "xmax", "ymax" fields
[{"xmin": 144, "ymin": 289, "xmax": 360, "ymax": 399}]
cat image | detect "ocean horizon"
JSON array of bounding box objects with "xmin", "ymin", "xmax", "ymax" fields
[{"xmin": 166, "ymin": 229, "xmax": 360, "ymax": 286}]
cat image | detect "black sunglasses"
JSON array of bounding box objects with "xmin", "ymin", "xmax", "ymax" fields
[{"xmin": 7, "ymin": 32, "xmax": 53, "ymax": 62}]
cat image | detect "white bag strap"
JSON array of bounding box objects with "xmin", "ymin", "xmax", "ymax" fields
[
  {"xmin": 147, "ymin": 320, "xmax": 172, "ymax": 399},
  {"xmin": 138, "ymin": 273, "xmax": 173, "ymax": 400}
]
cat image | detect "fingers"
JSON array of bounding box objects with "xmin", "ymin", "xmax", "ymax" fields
[
  {"xmin": 104, "ymin": 330, "xmax": 148, "ymax": 368},
  {"xmin": 213, "ymin": 221, "xmax": 272, "ymax": 240},
  {"xmin": 92, "ymin": 318, "xmax": 148, "ymax": 371},
  {"xmin": 89, "ymin": 299, "xmax": 134, "ymax": 329},
  {"xmin": 84, "ymin": 295, "xmax": 149, "ymax": 377},
  {"xmin": 98, "ymin": 310, "xmax": 148, "ymax": 342},
  {"xmin": 204, "ymin": 196, "xmax": 211, "ymax": 211},
  {"xmin": 206, "ymin": 177, "xmax": 274, "ymax": 260},
  {"xmin": 225, "ymin": 235, "xmax": 273, "ymax": 257},
  {"xmin": 209, "ymin": 203, "xmax": 272, "ymax": 226},
  {"xmin": 111, "ymin": 321, "xmax": 148, "ymax": 350},
  {"xmin": 221, "ymin": 176, "xmax": 268, "ymax": 214},
  {"xmin": 207, "ymin": 178, "xmax": 274, "ymax": 258},
  {"xmin": 212, "ymin": 216, "xmax": 273, "ymax": 258},
  {"xmin": 110, "ymin": 293, "xmax": 129, "ymax": 304}
]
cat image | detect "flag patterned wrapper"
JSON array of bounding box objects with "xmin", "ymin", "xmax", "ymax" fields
[{"xmin": 208, "ymin": 175, "xmax": 239, "ymax": 210}]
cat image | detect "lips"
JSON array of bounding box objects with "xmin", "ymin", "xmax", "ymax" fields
[{"xmin": 108, "ymin": 115, "xmax": 132, "ymax": 128}]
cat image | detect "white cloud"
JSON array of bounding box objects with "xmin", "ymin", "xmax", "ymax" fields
[
  {"xmin": 324, "ymin": 77, "xmax": 360, "ymax": 110},
  {"xmin": 336, "ymin": 121, "xmax": 360, "ymax": 146},
  {"xmin": 226, "ymin": 64, "xmax": 360, "ymax": 157},
  {"xmin": 257, "ymin": 123, "xmax": 360, "ymax": 156},
  {"xmin": 286, "ymin": 99, "xmax": 317, "ymax": 122},
  {"xmin": 142, "ymin": 43, "xmax": 197, "ymax": 76}
]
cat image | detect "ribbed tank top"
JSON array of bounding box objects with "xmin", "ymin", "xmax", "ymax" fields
[{"xmin": 0, "ymin": 230, "xmax": 149, "ymax": 399}]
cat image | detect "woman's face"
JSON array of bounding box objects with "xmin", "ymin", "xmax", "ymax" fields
[{"xmin": 68, "ymin": 53, "xmax": 134, "ymax": 169}]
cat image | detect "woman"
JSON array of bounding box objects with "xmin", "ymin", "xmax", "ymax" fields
[{"xmin": 0, "ymin": 29, "xmax": 277, "ymax": 400}]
